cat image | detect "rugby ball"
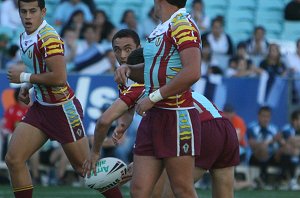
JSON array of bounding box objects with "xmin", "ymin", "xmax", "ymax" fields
[{"xmin": 84, "ymin": 157, "xmax": 127, "ymax": 192}]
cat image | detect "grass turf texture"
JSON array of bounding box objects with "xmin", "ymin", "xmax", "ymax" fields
[{"xmin": 0, "ymin": 185, "xmax": 299, "ymax": 198}]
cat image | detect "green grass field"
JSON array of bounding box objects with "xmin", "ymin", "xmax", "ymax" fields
[{"xmin": 0, "ymin": 185, "xmax": 299, "ymax": 198}]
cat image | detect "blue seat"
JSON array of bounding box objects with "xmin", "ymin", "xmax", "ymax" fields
[
  {"xmin": 0, "ymin": 26, "xmax": 14, "ymax": 40},
  {"xmin": 228, "ymin": 0, "xmax": 257, "ymax": 10},
  {"xmin": 203, "ymin": 0, "xmax": 227, "ymax": 9},
  {"xmin": 110, "ymin": 4, "xmax": 141, "ymax": 27},
  {"xmin": 255, "ymin": 10, "xmax": 284, "ymax": 22},
  {"xmin": 281, "ymin": 21, "xmax": 300, "ymax": 41},
  {"xmin": 205, "ymin": 7, "xmax": 226, "ymax": 18},
  {"xmin": 257, "ymin": 0, "xmax": 285, "ymax": 11},
  {"xmin": 226, "ymin": 9, "xmax": 255, "ymax": 22}
]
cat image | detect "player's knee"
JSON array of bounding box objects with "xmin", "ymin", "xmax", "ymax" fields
[
  {"xmin": 130, "ymin": 182, "xmax": 151, "ymax": 198},
  {"xmin": 5, "ymin": 153, "xmax": 25, "ymax": 168}
]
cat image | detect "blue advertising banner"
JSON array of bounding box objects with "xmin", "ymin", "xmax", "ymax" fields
[{"xmin": 0, "ymin": 73, "xmax": 289, "ymax": 131}]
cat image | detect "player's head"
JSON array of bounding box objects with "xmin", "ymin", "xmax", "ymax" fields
[
  {"xmin": 127, "ymin": 48, "xmax": 144, "ymax": 65},
  {"xmin": 165, "ymin": 0, "xmax": 187, "ymax": 8},
  {"xmin": 18, "ymin": 0, "xmax": 46, "ymax": 34},
  {"xmin": 112, "ymin": 29, "xmax": 141, "ymax": 65},
  {"xmin": 154, "ymin": 0, "xmax": 186, "ymax": 19},
  {"xmin": 291, "ymin": 109, "xmax": 300, "ymax": 130},
  {"xmin": 258, "ymin": 106, "xmax": 272, "ymax": 127}
]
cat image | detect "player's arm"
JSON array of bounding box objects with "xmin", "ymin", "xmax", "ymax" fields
[
  {"xmin": 28, "ymin": 55, "xmax": 67, "ymax": 86},
  {"xmin": 112, "ymin": 108, "xmax": 135, "ymax": 145},
  {"xmin": 83, "ymin": 99, "xmax": 130, "ymax": 177},
  {"xmin": 114, "ymin": 63, "xmax": 145, "ymax": 85},
  {"xmin": 159, "ymin": 47, "xmax": 201, "ymax": 98}
]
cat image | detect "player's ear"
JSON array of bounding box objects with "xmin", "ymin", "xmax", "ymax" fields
[{"xmin": 41, "ymin": 7, "xmax": 46, "ymax": 18}]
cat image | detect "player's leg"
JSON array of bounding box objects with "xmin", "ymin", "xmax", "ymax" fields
[
  {"xmin": 130, "ymin": 155, "xmax": 163, "ymax": 198},
  {"xmin": 164, "ymin": 156, "xmax": 198, "ymax": 198},
  {"xmin": 152, "ymin": 170, "xmax": 168, "ymax": 198},
  {"xmin": 210, "ymin": 167, "xmax": 235, "ymax": 198},
  {"xmin": 5, "ymin": 123, "xmax": 48, "ymax": 197}
]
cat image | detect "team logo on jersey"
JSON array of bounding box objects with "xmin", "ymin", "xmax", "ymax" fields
[
  {"xmin": 183, "ymin": 143, "xmax": 189, "ymax": 153},
  {"xmin": 155, "ymin": 37, "xmax": 162, "ymax": 46},
  {"xmin": 27, "ymin": 50, "xmax": 33, "ymax": 59}
]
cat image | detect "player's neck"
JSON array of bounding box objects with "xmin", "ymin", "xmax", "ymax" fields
[{"xmin": 160, "ymin": 3, "xmax": 179, "ymax": 23}]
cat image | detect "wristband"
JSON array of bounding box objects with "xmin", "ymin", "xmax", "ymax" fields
[
  {"xmin": 149, "ymin": 89, "xmax": 163, "ymax": 103},
  {"xmin": 21, "ymin": 82, "xmax": 32, "ymax": 89},
  {"xmin": 20, "ymin": 72, "xmax": 32, "ymax": 83}
]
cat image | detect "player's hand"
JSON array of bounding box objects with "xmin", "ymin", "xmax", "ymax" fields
[
  {"xmin": 19, "ymin": 86, "xmax": 31, "ymax": 105},
  {"xmin": 7, "ymin": 67, "xmax": 24, "ymax": 83},
  {"xmin": 135, "ymin": 97, "xmax": 155, "ymax": 117},
  {"xmin": 82, "ymin": 151, "xmax": 100, "ymax": 178},
  {"xmin": 119, "ymin": 162, "xmax": 133, "ymax": 186},
  {"xmin": 114, "ymin": 64, "xmax": 131, "ymax": 85},
  {"xmin": 112, "ymin": 123, "xmax": 126, "ymax": 145}
]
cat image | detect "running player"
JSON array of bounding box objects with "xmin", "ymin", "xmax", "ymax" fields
[
  {"xmin": 115, "ymin": 0, "xmax": 202, "ymax": 197},
  {"xmin": 113, "ymin": 48, "xmax": 239, "ymax": 198},
  {"xmin": 83, "ymin": 29, "xmax": 143, "ymax": 179},
  {"xmin": 6, "ymin": 1, "xmax": 121, "ymax": 197}
]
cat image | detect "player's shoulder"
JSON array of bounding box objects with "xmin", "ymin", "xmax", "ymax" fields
[
  {"xmin": 38, "ymin": 24, "xmax": 62, "ymax": 43},
  {"xmin": 170, "ymin": 13, "xmax": 191, "ymax": 29}
]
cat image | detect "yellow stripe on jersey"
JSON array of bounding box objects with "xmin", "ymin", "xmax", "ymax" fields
[
  {"xmin": 176, "ymin": 31, "xmax": 190, "ymax": 39},
  {"xmin": 180, "ymin": 131, "xmax": 192, "ymax": 135},
  {"xmin": 180, "ymin": 125, "xmax": 191, "ymax": 129},
  {"xmin": 41, "ymin": 38, "xmax": 64, "ymax": 48},
  {"xmin": 180, "ymin": 136, "xmax": 191, "ymax": 140},
  {"xmin": 52, "ymin": 86, "xmax": 68, "ymax": 94},
  {"xmin": 39, "ymin": 27, "xmax": 53, "ymax": 34},
  {"xmin": 173, "ymin": 19, "xmax": 189, "ymax": 26},
  {"xmin": 47, "ymin": 44, "xmax": 61, "ymax": 49},
  {"xmin": 167, "ymin": 75, "xmax": 175, "ymax": 79},
  {"xmin": 131, "ymin": 83, "xmax": 144, "ymax": 87},
  {"xmin": 47, "ymin": 49, "xmax": 63, "ymax": 55},
  {"xmin": 165, "ymin": 99, "xmax": 186, "ymax": 106},
  {"xmin": 171, "ymin": 26, "xmax": 197, "ymax": 37},
  {"xmin": 177, "ymin": 36, "xmax": 197, "ymax": 45},
  {"xmin": 38, "ymin": 32, "xmax": 59, "ymax": 41},
  {"xmin": 168, "ymin": 94, "xmax": 183, "ymax": 99},
  {"xmin": 170, "ymin": 67, "xmax": 182, "ymax": 72},
  {"xmin": 13, "ymin": 185, "xmax": 33, "ymax": 192}
]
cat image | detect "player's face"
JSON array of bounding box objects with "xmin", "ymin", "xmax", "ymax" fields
[
  {"xmin": 113, "ymin": 37, "xmax": 139, "ymax": 64},
  {"xmin": 258, "ymin": 110, "xmax": 271, "ymax": 128},
  {"xmin": 19, "ymin": 1, "xmax": 46, "ymax": 34}
]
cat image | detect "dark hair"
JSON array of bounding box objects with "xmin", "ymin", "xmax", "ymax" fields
[
  {"xmin": 192, "ymin": 0, "xmax": 202, "ymax": 7},
  {"xmin": 296, "ymin": 38, "xmax": 300, "ymax": 47},
  {"xmin": 254, "ymin": 26, "xmax": 265, "ymax": 34},
  {"xmin": 291, "ymin": 109, "xmax": 300, "ymax": 121},
  {"xmin": 166, "ymin": 0, "xmax": 187, "ymax": 8},
  {"xmin": 212, "ymin": 15, "xmax": 225, "ymax": 27},
  {"xmin": 18, "ymin": 0, "xmax": 45, "ymax": 10},
  {"xmin": 258, "ymin": 106, "xmax": 272, "ymax": 114},
  {"xmin": 112, "ymin": 29, "xmax": 140, "ymax": 47},
  {"xmin": 127, "ymin": 48, "xmax": 144, "ymax": 65},
  {"xmin": 120, "ymin": 9, "xmax": 135, "ymax": 24}
]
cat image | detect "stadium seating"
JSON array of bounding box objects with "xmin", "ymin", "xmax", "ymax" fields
[
  {"xmin": 0, "ymin": 26, "xmax": 14, "ymax": 40},
  {"xmin": 228, "ymin": 0, "xmax": 257, "ymax": 10},
  {"xmin": 281, "ymin": 21, "xmax": 300, "ymax": 41},
  {"xmin": 94, "ymin": 0, "xmax": 114, "ymax": 17},
  {"xmin": 257, "ymin": 0, "xmax": 285, "ymax": 11}
]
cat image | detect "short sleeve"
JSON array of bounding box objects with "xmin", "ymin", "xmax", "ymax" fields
[
  {"xmin": 38, "ymin": 29, "xmax": 64, "ymax": 59},
  {"xmin": 119, "ymin": 84, "xmax": 145, "ymax": 108},
  {"xmin": 169, "ymin": 15, "xmax": 201, "ymax": 52}
]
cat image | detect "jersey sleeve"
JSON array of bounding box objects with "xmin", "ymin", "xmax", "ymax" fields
[
  {"xmin": 38, "ymin": 27, "xmax": 64, "ymax": 59},
  {"xmin": 119, "ymin": 84, "xmax": 145, "ymax": 108},
  {"xmin": 169, "ymin": 14, "xmax": 201, "ymax": 52}
]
